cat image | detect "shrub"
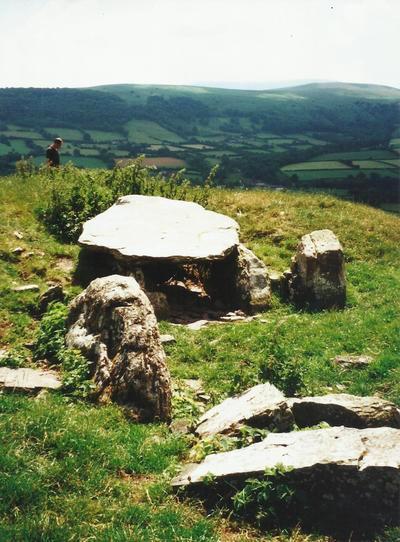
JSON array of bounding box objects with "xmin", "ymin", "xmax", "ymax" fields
[{"xmin": 35, "ymin": 159, "xmax": 216, "ymax": 243}]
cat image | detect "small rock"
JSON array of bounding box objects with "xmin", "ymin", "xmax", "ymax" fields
[
  {"xmin": 183, "ymin": 379, "xmax": 204, "ymax": 394},
  {"xmin": 13, "ymin": 230, "xmax": 23, "ymax": 239},
  {"xmin": 195, "ymin": 382, "xmax": 294, "ymax": 438},
  {"xmin": 169, "ymin": 418, "xmax": 191, "ymax": 435},
  {"xmin": 12, "ymin": 247, "xmax": 25, "ymax": 255},
  {"xmin": 160, "ymin": 334, "xmax": 176, "ymax": 344},
  {"xmin": 289, "ymin": 393, "xmax": 400, "ymax": 429},
  {"xmin": 12, "ymin": 284, "xmax": 40, "ymax": 292},
  {"xmin": 0, "ymin": 367, "xmax": 61, "ymax": 390},
  {"xmin": 187, "ymin": 320, "xmax": 209, "ymax": 331},
  {"xmin": 333, "ymin": 354, "xmax": 374, "ymax": 369},
  {"xmin": 38, "ymin": 285, "xmax": 65, "ymax": 314},
  {"xmin": 24, "ymin": 251, "xmax": 35, "ymax": 258}
]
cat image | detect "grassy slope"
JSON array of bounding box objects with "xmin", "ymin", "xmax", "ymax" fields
[{"xmin": 0, "ymin": 172, "xmax": 399, "ymax": 541}]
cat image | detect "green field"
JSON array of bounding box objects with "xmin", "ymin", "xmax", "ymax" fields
[
  {"xmin": 44, "ymin": 127, "xmax": 84, "ymax": 141},
  {"xmin": 125, "ymin": 119, "xmax": 183, "ymax": 144},
  {"xmin": 352, "ymin": 160, "xmax": 396, "ymax": 169},
  {"xmin": 69, "ymin": 156, "xmax": 108, "ymax": 168},
  {"xmin": 0, "ymin": 143, "xmax": 11, "ymax": 155},
  {"xmin": 283, "ymin": 161, "xmax": 351, "ymax": 171},
  {"xmin": 314, "ymin": 150, "xmax": 398, "ymax": 161},
  {"xmin": 79, "ymin": 148, "xmax": 100, "ymax": 156},
  {"xmin": 283, "ymin": 168, "xmax": 398, "ymax": 181},
  {"xmin": 87, "ymin": 130, "xmax": 124, "ymax": 142},
  {"xmin": 1, "ymin": 129, "xmax": 41, "ymax": 139},
  {"xmin": 9, "ymin": 139, "xmax": 31, "ymax": 154}
]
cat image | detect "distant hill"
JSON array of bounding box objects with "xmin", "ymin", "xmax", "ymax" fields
[{"xmin": 0, "ymin": 82, "xmax": 398, "ymax": 207}]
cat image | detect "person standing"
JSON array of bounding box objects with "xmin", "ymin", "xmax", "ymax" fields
[{"xmin": 46, "ymin": 137, "xmax": 63, "ymax": 167}]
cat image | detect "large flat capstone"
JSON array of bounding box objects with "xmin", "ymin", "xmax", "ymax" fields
[{"xmin": 78, "ymin": 195, "xmax": 240, "ymax": 263}]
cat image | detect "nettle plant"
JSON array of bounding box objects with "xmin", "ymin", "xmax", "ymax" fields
[
  {"xmin": 34, "ymin": 302, "xmax": 94, "ymax": 398},
  {"xmin": 231, "ymin": 464, "xmax": 295, "ymax": 528}
]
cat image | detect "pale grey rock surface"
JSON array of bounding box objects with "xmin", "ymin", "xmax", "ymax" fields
[
  {"xmin": 12, "ymin": 284, "xmax": 39, "ymax": 292},
  {"xmin": 289, "ymin": 393, "xmax": 400, "ymax": 429},
  {"xmin": 195, "ymin": 383, "xmax": 294, "ymax": 437},
  {"xmin": 79, "ymin": 195, "xmax": 240, "ymax": 263},
  {"xmin": 288, "ymin": 229, "xmax": 346, "ymax": 309},
  {"xmin": 333, "ymin": 354, "xmax": 374, "ymax": 368},
  {"xmin": 173, "ymin": 426, "xmax": 400, "ymax": 486},
  {"xmin": 66, "ymin": 275, "xmax": 171, "ymax": 421},
  {"xmin": 0, "ymin": 367, "xmax": 61, "ymax": 390},
  {"xmin": 233, "ymin": 244, "xmax": 271, "ymax": 313}
]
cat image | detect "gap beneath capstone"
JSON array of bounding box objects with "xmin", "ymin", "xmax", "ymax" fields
[{"xmin": 74, "ymin": 248, "xmax": 252, "ymax": 324}]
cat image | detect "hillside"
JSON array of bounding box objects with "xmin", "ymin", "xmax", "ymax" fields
[
  {"xmin": 0, "ymin": 82, "xmax": 398, "ymax": 206},
  {"xmin": 0, "ymin": 166, "xmax": 399, "ymax": 540}
]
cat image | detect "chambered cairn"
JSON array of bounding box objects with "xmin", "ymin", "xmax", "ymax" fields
[{"xmin": 77, "ymin": 195, "xmax": 272, "ymax": 315}]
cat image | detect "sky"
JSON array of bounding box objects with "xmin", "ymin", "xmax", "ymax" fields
[{"xmin": 0, "ymin": 0, "xmax": 399, "ymax": 90}]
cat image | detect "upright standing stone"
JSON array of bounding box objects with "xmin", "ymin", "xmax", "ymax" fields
[
  {"xmin": 66, "ymin": 275, "xmax": 172, "ymax": 421},
  {"xmin": 288, "ymin": 229, "xmax": 346, "ymax": 309},
  {"xmin": 233, "ymin": 244, "xmax": 271, "ymax": 313}
]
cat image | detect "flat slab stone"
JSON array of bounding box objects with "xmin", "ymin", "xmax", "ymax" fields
[
  {"xmin": 0, "ymin": 367, "xmax": 61, "ymax": 390},
  {"xmin": 195, "ymin": 383, "xmax": 294, "ymax": 437},
  {"xmin": 173, "ymin": 426, "xmax": 400, "ymax": 486},
  {"xmin": 289, "ymin": 393, "xmax": 400, "ymax": 429},
  {"xmin": 79, "ymin": 195, "xmax": 240, "ymax": 263}
]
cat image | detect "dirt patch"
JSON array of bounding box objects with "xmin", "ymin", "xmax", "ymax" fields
[{"xmin": 55, "ymin": 257, "xmax": 75, "ymax": 273}]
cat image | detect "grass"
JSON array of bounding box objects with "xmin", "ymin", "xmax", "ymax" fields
[{"xmin": 0, "ymin": 170, "xmax": 399, "ymax": 540}]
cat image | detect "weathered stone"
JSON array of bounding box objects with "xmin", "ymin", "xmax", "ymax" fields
[
  {"xmin": 232, "ymin": 244, "xmax": 271, "ymax": 313},
  {"xmin": 12, "ymin": 246, "xmax": 24, "ymax": 255},
  {"xmin": 38, "ymin": 285, "xmax": 65, "ymax": 314},
  {"xmin": 288, "ymin": 229, "xmax": 346, "ymax": 309},
  {"xmin": 12, "ymin": 284, "xmax": 39, "ymax": 292},
  {"xmin": 66, "ymin": 275, "xmax": 172, "ymax": 422},
  {"xmin": 13, "ymin": 230, "xmax": 23, "ymax": 239},
  {"xmin": 333, "ymin": 354, "xmax": 374, "ymax": 368},
  {"xmin": 195, "ymin": 383, "xmax": 294, "ymax": 437},
  {"xmin": 145, "ymin": 291, "xmax": 170, "ymax": 320},
  {"xmin": 172, "ymin": 426, "xmax": 400, "ymax": 529},
  {"xmin": 0, "ymin": 367, "xmax": 61, "ymax": 390},
  {"xmin": 289, "ymin": 393, "xmax": 400, "ymax": 429},
  {"xmin": 79, "ymin": 195, "xmax": 240, "ymax": 264},
  {"xmin": 160, "ymin": 334, "xmax": 176, "ymax": 344}
]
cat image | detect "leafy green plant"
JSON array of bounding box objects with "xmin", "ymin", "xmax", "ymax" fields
[
  {"xmin": 58, "ymin": 348, "xmax": 95, "ymax": 398},
  {"xmin": 232, "ymin": 464, "xmax": 295, "ymax": 527},
  {"xmin": 188, "ymin": 434, "xmax": 237, "ymax": 462},
  {"xmin": 33, "ymin": 302, "xmax": 69, "ymax": 362}
]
